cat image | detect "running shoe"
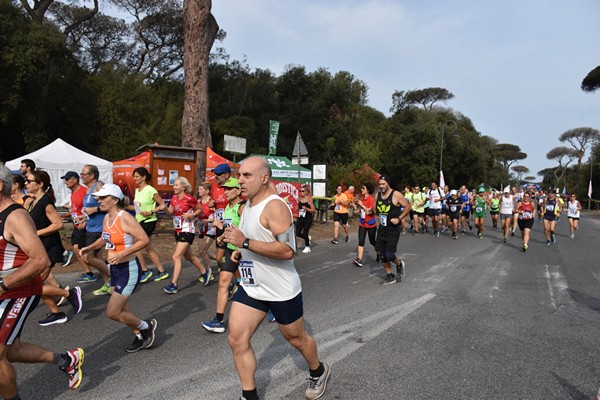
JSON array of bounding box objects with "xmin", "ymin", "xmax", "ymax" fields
[
  {"xmin": 452, "ymin": 233, "xmax": 458, "ymax": 240},
  {"xmin": 162, "ymin": 282, "xmax": 178, "ymax": 294},
  {"xmin": 267, "ymin": 310, "xmax": 276, "ymax": 323},
  {"xmin": 551, "ymin": 234, "xmax": 556, "ymax": 244},
  {"xmin": 153, "ymin": 271, "xmax": 170, "ymax": 282},
  {"xmin": 570, "ymin": 233, "xmax": 575, "ymax": 239},
  {"xmin": 92, "ymin": 283, "xmax": 111, "ymax": 296},
  {"xmin": 38, "ymin": 312, "xmax": 68, "ymax": 326},
  {"xmin": 76, "ymin": 273, "xmax": 97, "ymax": 283},
  {"xmin": 353, "ymin": 258, "xmax": 363, "ymax": 268},
  {"xmin": 61, "ymin": 348, "xmax": 84, "ymax": 390},
  {"xmin": 545, "ymin": 240, "xmax": 551, "ymax": 245},
  {"xmin": 396, "ymin": 260, "xmax": 405, "ymax": 282},
  {"xmin": 435, "ymin": 231, "xmax": 440, "ymax": 238},
  {"xmin": 381, "ymin": 273, "xmax": 396, "ymax": 286},
  {"xmin": 228, "ymin": 282, "xmax": 238, "ymax": 301},
  {"xmin": 305, "ymin": 362, "xmax": 331, "ymax": 400},
  {"xmin": 140, "ymin": 270, "xmax": 153, "ymax": 283},
  {"xmin": 468, "ymin": 224, "xmax": 473, "ymax": 231},
  {"xmin": 57, "ymin": 285, "xmax": 70, "ymax": 307},
  {"xmin": 302, "ymin": 246, "xmax": 312, "ymax": 253},
  {"xmin": 331, "ymin": 238, "xmax": 338, "ymax": 244},
  {"xmin": 523, "ymin": 243, "xmax": 528, "ymax": 252},
  {"xmin": 61, "ymin": 250, "xmax": 74, "ymax": 267},
  {"xmin": 67, "ymin": 286, "xmax": 83, "ymax": 314},
  {"xmin": 345, "ymin": 236, "xmax": 350, "ymax": 243},
  {"xmin": 510, "ymin": 228, "xmax": 514, "ymax": 236},
  {"xmin": 202, "ymin": 317, "xmax": 226, "ymax": 333},
  {"xmin": 198, "ymin": 273, "xmax": 215, "ymax": 283},
  {"xmin": 503, "ymin": 237, "xmax": 507, "ymax": 244},
  {"xmin": 141, "ymin": 319, "xmax": 157, "ymax": 349},
  {"xmin": 461, "ymin": 230, "xmax": 465, "ymax": 235},
  {"xmin": 126, "ymin": 336, "xmax": 145, "ymax": 353},
  {"xmin": 200, "ymin": 268, "xmax": 213, "ymax": 287}
]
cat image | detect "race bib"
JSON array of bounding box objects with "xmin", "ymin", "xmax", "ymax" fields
[
  {"xmin": 102, "ymin": 231, "xmax": 115, "ymax": 250},
  {"xmin": 223, "ymin": 218, "xmax": 233, "ymax": 228},
  {"xmin": 82, "ymin": 209, "xmax": 89, "ymax": 220},
  {"xmin": 360, "ymin": 209, "xmax": 366, "ymax": 219},
  {"xmin": 476, "ymin": 207, "xmax": 483, "ymax": 213},
  {"xmin": 239, "ymin": 260, "xmax": 258, "ymax": 286},
  {"xmin": 173, "ymin": 216, "xmax": 182, "ymax": 229},
  {"xmin": 522, "ymin": 211, "xmax": 532, "ymax": 219},
  {"xmin": 299, "ymin": 209, "xmax": 307, "ymax": 218},
  {"xmin": 450, "ymin": 206, "xmax": 458, "ymax": 212},
  {"xmin": 335, "ymin": 204, "xmax": 341, "ymax": 211},
  {"xmin": 214, "ymin": 208, "xmax": 225, "ymax": 221},
  {"xmin": 546, "ymin": 204, "xmax": 555, "ymax": 212},
  {"xmin": 71, "ymin": 212, "xmax": 79, "ymax": 225},
  {"xmin": 134, "ymin": 201, "xmax": 142, "ymax": 214},
  {"xmin": 379, "ymin": 214, "xmax": 388, "ymax": 227}
]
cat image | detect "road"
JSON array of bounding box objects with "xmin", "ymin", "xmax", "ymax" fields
[{"xmin": 15, "ymin": 214, "xmax": 600, "ymax": 399}]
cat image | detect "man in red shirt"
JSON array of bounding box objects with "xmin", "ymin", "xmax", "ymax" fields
[
  {"xmin": 211, "ymin": 164, "xmax": 231, "ymax": 271},
  {"xmin": 0, "ymin": 163, "xmax": 84, "ymax": 395},
  {"xmin": 62, "ymin": 171, "xmax": 96, "ymax": 283}
]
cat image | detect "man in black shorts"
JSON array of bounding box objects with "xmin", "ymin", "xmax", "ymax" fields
[{"xmin": 375, "ymin": 175, "xmax": 412, "ymax": 285}]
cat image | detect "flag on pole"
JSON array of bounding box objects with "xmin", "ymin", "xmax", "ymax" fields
[
  {"xmin": 268, "ymin": 120, "xmax": 280, "ymax": 155},
  {"xmin": 589, "ymin": 180, "xmax": 593, "ymax": 198},
  {"xmin": 439, "ymin": 170, "xmax": 445, "ymax": 188},
  {"xmin": 562, "ymin": 186, "xmax": 567, "ymax": 196}
]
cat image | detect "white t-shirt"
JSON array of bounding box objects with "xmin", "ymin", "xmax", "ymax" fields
[
  {"xmin": 500, "ymin": 195, "xmax": 515, "ymax": 215},
  {"xmin": 567, "ymin": 200, "xmax": 581, "ymax": 218},
  {"xmin": 427, "ymin": 188, "xmax": 445, "ymax": 210},
  {"xmin": 239, "ymin": 194, "xmax": 301, "ymax": 301}
]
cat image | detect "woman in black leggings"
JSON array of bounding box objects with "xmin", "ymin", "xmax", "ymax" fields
[{"xmin": 296, "ymin": 184, "xmax": 316, "ymax": 253}]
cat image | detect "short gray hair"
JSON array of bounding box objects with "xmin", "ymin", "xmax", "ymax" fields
[{"xmin": 0, "ymin": 163, "xmax": 12, "ymax": 196}]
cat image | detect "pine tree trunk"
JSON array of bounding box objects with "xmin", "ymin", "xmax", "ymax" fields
[{"xmin": 182, "ymin": 0, "xmax": 218, "ymax": 180}]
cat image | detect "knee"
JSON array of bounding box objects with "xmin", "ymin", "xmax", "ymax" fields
[
  {"xmin": 228, "ymin": 331, "xmax": 248, "ymax": 353},
  {"xmin": 106, "ymin": 309, "xmax": 120, "ymax": 321}
]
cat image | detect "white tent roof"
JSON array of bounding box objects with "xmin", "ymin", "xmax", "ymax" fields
[{"xmin": 5, "ymin": 138, "xmax": 113, "ymax": 208}]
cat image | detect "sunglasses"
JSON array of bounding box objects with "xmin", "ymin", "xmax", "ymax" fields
[
  {"xmin": 300, "ymin": 189, "xmax": 306, "ymax": 192},
  {"xmin": 25, "ymin": 179, "xmax": 36, "ymax": 184}
]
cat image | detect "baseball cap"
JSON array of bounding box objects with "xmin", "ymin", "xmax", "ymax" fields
[
  {"xmin": 213, "ymin": 163, "xmax": 231, "ymax": 175},
  {"xmin": 92, "ymin": 183, "xmax": 124, "ymax": 199},
  {"xmin": 478, "ymin": 187, "xmax": 485, "ymax": 193},
  {"xmin": 60, "ymin": 171, "xmax": 80, "ymax": 180},
  {"xmin": 221, "ymin": 177, "xmax": 240, "ymax": 189},
  {"xmin": 450, "ymin": 189, "xmax": 457, "ymax": 195},
  {"xmin": 503, "ymin": 187, "xmax": 510, "ymax": 193}
]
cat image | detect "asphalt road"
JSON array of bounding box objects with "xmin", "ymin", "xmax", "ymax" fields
[{"xmin": 15, "ymin": 213, "xmax": 600, "ymax": 400}]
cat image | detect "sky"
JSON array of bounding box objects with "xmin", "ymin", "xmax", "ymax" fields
[{"xmin": 211, "ymin": 0, "xmax": 600, "ymax": 179}]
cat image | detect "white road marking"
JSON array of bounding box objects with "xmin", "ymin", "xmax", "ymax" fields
[{"xmin": 544, "ymin": 264, "xmax": 573, "ymax": 310}]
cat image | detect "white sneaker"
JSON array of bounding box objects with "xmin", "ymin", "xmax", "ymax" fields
[{"xmin": 302, "ymin": 247, "xmax": 311, "ymax": 253}]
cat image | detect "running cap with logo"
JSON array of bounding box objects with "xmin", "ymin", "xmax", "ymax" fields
[
  {"xmin": 213, "ymin": 163, "xmax": 231, "ymax": 175},
  {"xmin": 478, "ymin": 187, "xmax": 485, "ymax": 193},
  {"xmin": 61, "ymin": 171, "xmax": 80, "ymax": 180},
  {"xmin": 92, "ymin": 183, "xmax": 124, "ymax": 199},
  {"xmin": 221, "ymin": 177, "xmax": 240, "ymax": 188},
  {"xmin": 379, "ymin": 174, "xmax": 392, "ymax": 184},
  {"xmin": 450, "ymin": 189, "xmax": 457, "ymax": 195}
]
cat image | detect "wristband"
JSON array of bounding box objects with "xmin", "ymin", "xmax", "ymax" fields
[
  {"xmin": 0, "ymin": 278, "xmax": 9, "ymax": 292},
  {"xmin": 242, "ymin": 238, "xmax": 250, "ymax": 249}
]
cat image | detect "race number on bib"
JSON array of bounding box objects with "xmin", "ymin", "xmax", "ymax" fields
[
  {"xmin": 522, "ymin": 211, "xmax": 533, "ymax": 219},
  {"xmin": 476, "ymin": 207, "xmax": 483, "ymax": 213},
  {"xmin": 134, "ymin": 201, "xmax": 142, "ymax": 214},
  {"xmin": 214, "ymin": 208, "xmax": 225, "ymax": 221},
  {"xmin": 379, "ymin": 214, "xmax": 388, "ymax": 227},
  {"xmin": 102, "ymin": 231, "xmax": 115, "ymax": 250},
  {"xmin": 239, "ymin": 260, "xmax": 258, "ymax": 286},
  {"xmin": 299, "ymin": 209, "xmax": 307, "ymax": 218},
  {"xmin": 173, "ymin": 216, "xmax": 182, "ymax": 229},
  {"xmin": 335, "ymin": 204, "xmax": 341, "ymax": 211}
]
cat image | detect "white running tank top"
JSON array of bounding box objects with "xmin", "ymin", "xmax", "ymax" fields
[
  {"xmin": 500, "ymin": 195, "xmax": 514, "ymax": 214},
  {"xmin": 567, "ymin": 200, "xmax": 580, "ymax": 218},
  {"xmin": 239, "ymin": 194, "xmax": 302, "ymax": 301}
]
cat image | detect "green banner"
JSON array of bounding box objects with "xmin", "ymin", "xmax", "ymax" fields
[{"xmin": 268, "ymin": 120, "xmax": 280, "ymax": 155}]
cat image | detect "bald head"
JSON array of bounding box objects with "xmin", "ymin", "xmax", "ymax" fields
[{"xmin": 239, "ymin": 156, "xmax": 274, "ymax": 200}]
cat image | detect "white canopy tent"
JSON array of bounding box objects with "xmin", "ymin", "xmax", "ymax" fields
[{"xmin": 5, "ymin": 138, "xmax": 113, "ymax": 207}]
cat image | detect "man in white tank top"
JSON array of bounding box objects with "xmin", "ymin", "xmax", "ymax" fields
[{"xmin": 222, "ymin": 156, "xmax": 330, "ymax": 400}]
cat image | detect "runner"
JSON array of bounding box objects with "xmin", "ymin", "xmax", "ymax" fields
[
  {"xmin": 515, "ymin": 191, "xmax": 535, "ymax": 251},
  {"xmin": 10, "ymin": 174, "xmax": 27, "ymax": 205},
  {"xmin": 426, "ymin": 182, "xmax": 444, "ymax": 237},
  {"xmin": 510, "ymin": 186, "xmax": 522, "ymax": 237},
  {"xmin": 196, "ymin": 181, "xmax": 217, "ymax": 280},
  {"xmin": 211, "ymin": 163, "xmax": 231, "ymax": 272},
  {"xmin": 296, "ymin": 184, "xmax": 316, "ymax": 253},
  {"xmin": 499, "ymin": 188, "xmax": 516, "ymax": 243},
  {"xmin": 374, "ymin": 175, "xmax": 412, "ymax": 285},
  {"xmin": 130, "ymin": 167, "xmax": 169, "ymax": 283},
  {"xmin": 489, "ymin": 191, "xmax": 500, "ymax": 228},
  {"xmin": 80, "ymin": 164, "xmax": 112, "ymax": 296},
  {"xmin": 459, "ymin": 185, "xmax": 473, "ymax": 234},
  {"xmin": 79, "ymin": 184, "xmax": 157, "ymax": 353},
  {"xmin": 0, "ymin": 162, "xmax": 84, "ymax": 395},
  {"xmin": 472, "ymin": 188, "xmax": 488, "ymax": 239},
  {"xmin": 331, "ymin": 185, "xmax": 350, "ymax": 244},
  {"xmin": 23, "ymin": 170, "xmax": 82, "ymax": 326},
  {"xmin": 162, "ymin": 177, "xmax": 212, "ymax": 294},
  {"xmin": 201, "ymin": 178, "xmax": 245, "ymax": 333},
  {"xmin": 441, "ymin": 185, "xmax": 451, "ymax": 233},
  {"xmin": 446, "ymin": 189, "xmax": 462, "ymax": 239},
  {"xmin": 541, "ymin": 190, "xmax": 560, "ymax": 245},
  {"xmin": 567, "ymin": 193, "xmax": 582, "ymax": 238},
  {"xmin": 535, "ymin": 189, "xmax": 546, "ymax": 222},
  {"xmin": 410, "ymin": 185, "xmax": 426, "ymax": 235},
  {"xmin": 354, "ymin": 183, "xmax": 377, "ymax": 267},
  {"xmin": 222, "ymin": 156, "xmax": 330, "ymax": 400}
]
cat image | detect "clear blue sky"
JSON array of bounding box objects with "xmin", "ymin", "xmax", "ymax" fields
[{"xmin": 212, "ymin": 0, "xmax": 600, "ymax": 179}]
